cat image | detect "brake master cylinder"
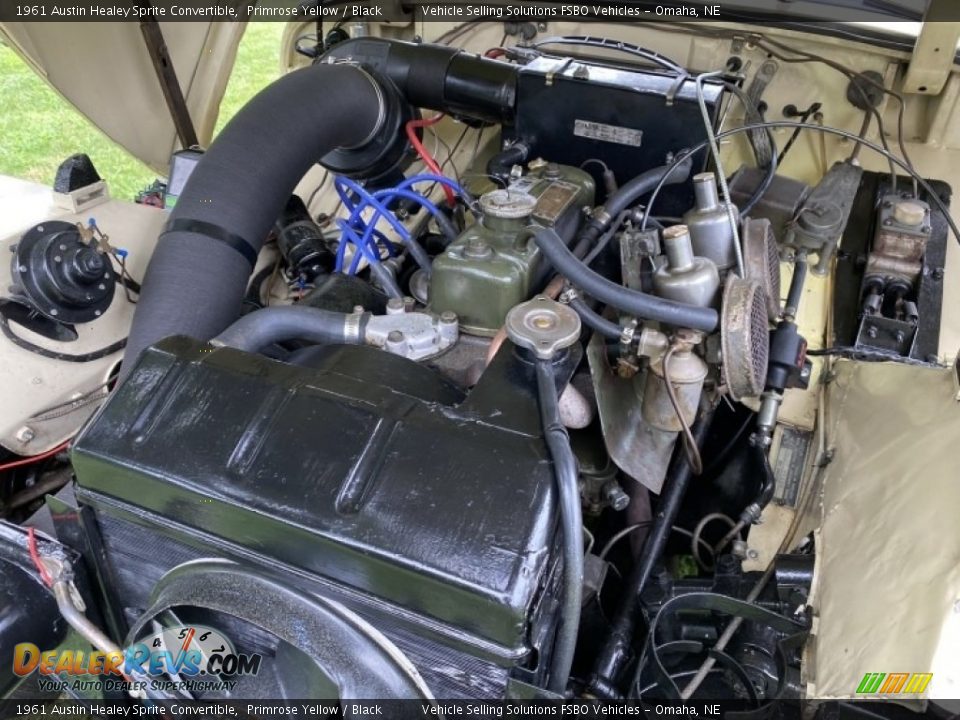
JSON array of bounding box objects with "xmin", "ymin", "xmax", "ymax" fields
[{"xmin": 429, "ymin": 163, "xmax": 594, "ymax": 335}]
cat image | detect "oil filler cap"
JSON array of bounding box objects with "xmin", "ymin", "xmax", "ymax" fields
[
  {"xmin": 505, "ymin": 295, "xmax": 581, "ymax": 359},
  {"xmin": 480, "ymin": 189, "xmax": 538, "ymax": 219}
]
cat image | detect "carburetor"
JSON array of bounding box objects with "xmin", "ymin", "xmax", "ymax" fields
[
  {"xmin": 429, "ymin": 162, "xmax": 595, "ymax": 335},
  {"xmin": 683, "ymin": 172, "xmax": 740, "ymax": 272}
]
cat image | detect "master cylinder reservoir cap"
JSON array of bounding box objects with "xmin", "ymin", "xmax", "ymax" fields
[
  {"xmin": 893, "ymin": 199, "xmax": 927, "ymax": 227},
  {"xmin": 505, "ymin": 295, "xmax": 581, "ymax": 359}
]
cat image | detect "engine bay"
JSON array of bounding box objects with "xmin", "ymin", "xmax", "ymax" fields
[{"xmin": 1, "ymin": 19, "xmax": 959, "ymax": 712}]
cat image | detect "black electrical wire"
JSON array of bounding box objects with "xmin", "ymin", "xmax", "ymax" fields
[
  {"xmin": 639, "ymin": 120, "xmax": 960, "ymax": 249},
  {"xmin": 755, "ymin": 34, "xmax": 913, "ymax": 195},
  {"xmin": 739, "ymin": 136, "xmax": 778, "ymax": 219},
  {"xmin": 531, "ymin": 35, "xmax": 687, "ymax": 75},
  {"xmin": 701, "ymin": 410, "xmax": 755, "ymax": 476},
  {"xmin": 110, "ymin": 252, "xmax": 141, "ymax": 304},
  {"xmin": 580, "ymin": 211, "xmax": 630, "ymax": 268},
  {"xmin": 589, "ymin": 78, "xmax": 774, "ymax": 247},
  {"xmin": 709, "ymin": 80, "xmax": 780, "ymax": 219},
  {"xmin": 0, "ymin": 315, "xmax": 126, "ymax": 362},
  {"xmin": 242, "ymin": 265, "xmax": 277, "ymax": 313},
  {"xmin": 534, "ymin": 357, "xmax": 584, "ymax": 695},
  {"xmin": 634, "ymin": 669, "xmax": 726, "ymax": 698},
  {"xmin": 779, "ymin": 102, "xmax": 822, "ymax": 164},
  {"xmin": 639, "ymin": 591, "xmax": 808, "ymax": 700},
  {"xmin": 306, "ymin": 170, "xmax": 330, "ymax": 211},
  {"xmin": 653, "ymin": 24, "xmax": 916, "ymax": 196},
  {"xmin": 848, "ymin": 108, "xmax": 872, "ymax": 162}
]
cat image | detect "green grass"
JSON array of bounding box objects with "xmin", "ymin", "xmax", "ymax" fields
[{"xmin": 0, "ymin": 23, "xmax": 285, "ymax": 201}]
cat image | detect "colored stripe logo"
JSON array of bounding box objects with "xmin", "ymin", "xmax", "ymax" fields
[{"xmin": 857, "ymin": 672, "xmax": 933, "ymax": 694}]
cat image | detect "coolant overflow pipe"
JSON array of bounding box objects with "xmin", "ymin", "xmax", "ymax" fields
[{"xmin": 535, "ymin": 357, "xmax": 584, "ymax": 695}]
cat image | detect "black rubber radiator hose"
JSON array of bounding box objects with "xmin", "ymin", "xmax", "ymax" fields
[
  {"xmin": 534, "ymin": 228, "xmax": 719, "ymax": 332},
  {"xmin": 211, "ymin": 306, "xmax": 362, "ymax": 354},
  {"xmin": 572, "ymin": 157, "xmax": 695, "ymax": 256},
  {"xmin": 121, "ymin": 63, "xmax": 386, "ymax": 378}
]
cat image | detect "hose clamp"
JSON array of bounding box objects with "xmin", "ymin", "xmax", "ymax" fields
[
  {"xmin": 344, "ymin": 311, "xmax": 366, "ymax": 343},
  {"xmin": 339, "ymin": 68, "xmax": 387, "ymax": 151},
  {"xmin": 619, "ymin": 318, "xmax": 638, "ymax": 347},
  {"xmin": 591, "ymin": 208, "xmax": 612, "ymax": 229},
  {"xmin": 558, "ymin": 287, "xmax": 579, "ymax": 305}
]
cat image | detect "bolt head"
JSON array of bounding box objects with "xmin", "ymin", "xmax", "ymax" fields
[
  {"xmin": 439, "ymin": 311, "xmax": 457, "ymax": 324},
  {"xmin": 386, "ymin": 297, "xmax": 404, "ymax": 315},
  {"xmin": 16, "ymin": 426, "xmax": 35, "ymax": 443}
]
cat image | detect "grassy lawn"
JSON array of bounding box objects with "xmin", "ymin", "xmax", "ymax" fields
[{"xmin": 0, "ymin": 23, "xmax": 285, "ymax": 201}]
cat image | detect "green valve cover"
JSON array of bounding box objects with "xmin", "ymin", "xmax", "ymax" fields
[{"xmin": 430, "ymin": 163, "xmax": 595, "ymax": 335}]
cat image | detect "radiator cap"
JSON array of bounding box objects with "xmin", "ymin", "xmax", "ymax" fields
[{"xmin": 505, "ymin": 295, "xmax": 581, "ymax": 359}]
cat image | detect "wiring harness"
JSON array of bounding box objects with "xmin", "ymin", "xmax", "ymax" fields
[{"xmin": 332, "ymin": 174, "xmax": 467, "ymax": 288}]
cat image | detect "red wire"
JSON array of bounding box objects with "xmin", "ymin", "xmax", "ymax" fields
[
  {"xmin": 27, "ymin": 527, "xmax": 53, "ymax": 587},
  {"xmin": 484, "ymin": 47, "xmax": 507, "ymax": 58},
  {"xmin": 404, "ymin": 113, "xmax": 456, "ymax": 208},
  {"xmin": 0, "ymin": 439, "xmax": 70, "ymax": 472}
]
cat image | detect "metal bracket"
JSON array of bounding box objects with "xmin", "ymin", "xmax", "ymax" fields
[
  {"xmin": 903, "ymin": 1, "xmax": 960, "ymax": 95},
  {"xmin": 138, "ymin": 11, "xmax": 199, "ymax": 149}
]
